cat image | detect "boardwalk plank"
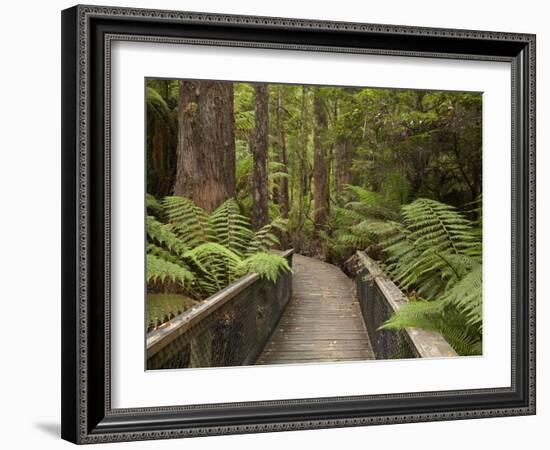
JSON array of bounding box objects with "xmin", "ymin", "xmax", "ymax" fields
[{"xmin": 255, "ymin": 254, "xmax": 375, "ymax": 365}]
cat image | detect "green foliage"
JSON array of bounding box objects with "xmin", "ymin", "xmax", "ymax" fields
[
  {"xmin": 321, "ymin": 185, "xmax": 399, "ymax": 261},
  {"xmin": 236, "ymin": 253, "xmax": 291, "ymax": 283},
  {"xmin": 184, "ymin": 242, "xmax": 243, "ymax": 292},
  {"xmin": 146, "ymin": 80, "xmax": 483, "ymax": 355},
  {"xmin": 147, "ymin": 215, "xmax": 187, "ymax": 257},
  {"xmin": 147, "ymin": 293, "xmax": 197, "ymax": 331},
  {"xmin": 344, "ymin": 185, "xmax": 400, "ymax": 220},
  {"xmin": 146, "ymin": 193, "xmax": 163, "ymax": 216},
  {"xmin": 146, "ymin": 254, "xmax": 194, "ymax": 288},
  {"xmin": 146, "ymin": 83, "xmax": 178, "ymax": 197},
  {"xmin": 235, "ymin": 155, "xmax": 290, "ymax": 219},
  {"xmin": 146, "ymin": 195, "xmax": 290, "ymax": 299},
  {"xmin": 148, "ymin": 80, "xmax": 482, "ymax": 258},
  {"xmin": 209, "ymin": 199, "xmax": 253, "ymax": 257},
  {"xmin": 372, "ymin": 198, "xmax": 482, "ymax": 355},
  {"xmin": 146, "ymin": 87, "xmax": 172, "ymax": 126},
  {"xmin": 379, "ymin": 170, "xmax": 410, "ymax": 205},
  {"xmin": 402, "ymin": 198, "xmax": 476, "ymax": 255},
  {"xmin": 248, "ymin": 218, "xmax": 286, "ymax": 254},
  {"xmin": 380, "ymin": 299, "xmax": 482, "ymax": 356},
  {"xmin": 235, "ymin": 111, "xmax": 255, "ymax": 139},
  {"xmin": 162, "ymin": 196, "xmax": 211, "ymax": 248}
]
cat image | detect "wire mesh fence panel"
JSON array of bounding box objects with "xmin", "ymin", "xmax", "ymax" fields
[
  {"xmin": 356, "ymin": 267, "xmax": 417, "ymax": 359},
  {"xmin": 355, "ymin": 251, "xmax": 457, "ymax": 360},
  {"xmin": 147, "ymin": 251, "xmax": 293, "ymax": 370}
]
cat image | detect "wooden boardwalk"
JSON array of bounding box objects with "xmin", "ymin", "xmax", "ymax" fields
[{"xmin": 256, "ymin": 254, "xmax": 375, "ymax": 365}]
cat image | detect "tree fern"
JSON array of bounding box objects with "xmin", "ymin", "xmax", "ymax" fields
[
  {"xmin": 146, "ymin": 193, "xmax": 163, "ymax": 217},
  {"xmin": 146, "ymin": 254, "xmax": 194, "ymax": 288},
  {"xmin": 380, "ymin": 300, "xmax": 482, "ymax": 356},
  {"xmin": 236, "ymin": 253, "xmax": 291, "ymax": 283},
  {"xmin": 267, "ymin": 161, "xmax": 290, "ymax": 193},
  {"xmin": 146, "ymin": 215, "xmax": 187, "ymax": 257},
  {"xmin": 184, "ymin": 242, "xmax": 243, "ymax": 293},
  {"xmin": 235, "ymin": 110, "xmax": 255, "ymax": 138},
  {"xmin": 380, "ymin": 299, "xmax": 444, "ymax": 333},
  {"xmin": 344, "ymin": 185, "xmax": 399, "ymax": 220},
  {"xmin": 146, "ymin": 195, "xmax": 290, "ymax": 300},
  {"xmin": 370, "ymin": 199, "xmax": 479, "ymax": 297},
  {"xmin": 368, "ymin": 198, "xmax": 482, "ymax": 356},
  {"xmin": 322, "ymin": 185, "xmax": 400, "ymax": 260},
  {"xmin": 439, "ymin": 263, "xmax": 482, "ymax": 332},
  {"xmin": 465, "ymin": 195, "xmax": 482, "ymax": 258},
  {"xmin": 247, "ymin": 217, "xmax": 287, "ymax": 254},
  {"xmin": 146, "ymin": 87, "xmax": 172, "ymax": 127},
  {"xmin": 209, "ymin": 199, "xmax": 253, "ymax": 257},
  {"xmin": 146, "ymin": 243, "xmax": 181, "ymax": 266},
  {"xmin": 344, "ymin": 184, "xmax": 380, "ymax": 204},
  {"xmin": 162, "ymin": 196, "xmax": 211, "ymax": 248},
  {"xmin": 331, "ymin": 206, "xmax": 365, "ymax": 225},
  {"xmin": 236, "ymin": 156, "xmax": 289, "ymax": 215},
  {"xmin": 402, "ymin": 198, "xmax": 476, "ymax": 254}
]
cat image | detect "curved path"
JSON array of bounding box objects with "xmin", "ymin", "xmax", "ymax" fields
[{"xmin": 256, "ymin": 254, "xmax": 374, "ymax": 365}]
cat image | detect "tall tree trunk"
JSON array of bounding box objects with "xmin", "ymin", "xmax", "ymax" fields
[
  {"xmin": 452, "ymin": 132, "xmax": 480, "ymax": 202},
  {"xmin": 251, "ymin": 84, "xmax": 269, "ymax": 230},
  {"xmin": 298, "ymin": 86, "xmax": 309, "ymax": 224},
  {"xmin": 335, "ymin": 138, "xmax": 354, "ymax": 191},
  {"xmin": 275, "ymin": 86, "xmax": 290, "ymax": 218},
  {"xmin": 149, "ymin": 116, "xmax": 176, "ymax": 197},
  {"xmin": 173, "ymin": 80, "xmax": 236, "ymax": 212},
  {"xmin": 313, "ymin": 89, "xmax": 330, "ymax": 230},
  {"xmin": 146, "ymin": 83, "xmax": 176, "ymax": 198}
]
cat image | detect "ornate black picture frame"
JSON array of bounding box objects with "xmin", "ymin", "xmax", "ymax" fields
[{"xmin": 61, "ymin": 4, "xmax": 536, "ymax": 444}]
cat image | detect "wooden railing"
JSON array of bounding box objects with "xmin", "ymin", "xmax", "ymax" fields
[
  {"xmin": 355, "ymin": 251, "xmax": 457, "ymax": 359},
  {"xmin": 146, "ymin": 249, "xmax": 294, "ymax": 369}
]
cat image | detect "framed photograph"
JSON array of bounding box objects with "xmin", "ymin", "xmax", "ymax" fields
[{"xmin": 61, "ymin": 4, "xmax": 536, "ymax": 444}]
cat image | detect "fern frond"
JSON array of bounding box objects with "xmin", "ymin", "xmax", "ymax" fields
[
  {"xmin": 236, "ymin": 253, "xmax": 291, "ymax": 282},
  {"xmin": 162, "ymin": 196, "xmax": 211, "ymax": 248},
  {"xmin": 235, "ymin": 110, "xmax": 255, "ymax": 136},
  {"xmin": 374, "ymin": 198, "xmax": 482, "ymax": 356},
  {"xmin": 331, "ymin": 206, "xmax": 364, "ymax": 225},
  {"xmin": 440, "ymin": 263, "xmax": 482, "ymax": 332},
  {"xmin": 184, "ymin": 243, "xmax": 243, "ymax": 292},
  {"xmin": 146, "ymin": 193, "xmax": 163, "ymax": 217},
  {"xmin": 247, "ymin": 217, "xmax": 287, "ymax": 254},
  {"xmin": 147, "ymin": 243, "xmax": 186, "ymax": 267},
  {"xmin": 209, "ymin": 199, "xmax": 253, "ymax": 257},
  {"xmin": 334, "ymin": 232, "xmax": 371, "ymax": 248},
  {"xmin": 269, "ymin": 172, "xmax": 290, "ymax": 181},
  {"xmin": 146, "ymin": 87, "xmax": 172, "ymax": 126},
  {"xmin": 146, "ymin": 254, "xmax": 195, "ymax": 287},
  {"xmin": 379, "ymin": 300, "xmax": 444, "ymax": 332},
  {"xmin": 146, "ymin": 215, "xmax": 187, "ymax": 256},
  {"xmin": 344, "ymin": 184, "xmax": 381, "ymax": 205},
  {"xmin": 402, "ymin": 198, "xmax": 476, "ymax": 254},
  {"xmin": 380, "ymin": 298, "xmax": 482, "ymax": 356},
  {"xmin": 236, "ymin": 155, "xmax": 253, "ymax": 186}
]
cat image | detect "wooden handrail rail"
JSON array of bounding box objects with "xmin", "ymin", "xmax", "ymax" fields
[
  {"xmin": 146, "ymin": 248, "xmax": 294, "ymax": 359},
  {"xmin": 356, "ymin": 251, "xmax": 457, "ymax": 358}
]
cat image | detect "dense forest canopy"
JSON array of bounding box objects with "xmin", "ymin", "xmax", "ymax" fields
[
  {"xmin": 147, "ymin": 79, "xmax": 481, "ymax": 230},
  {"xmin": 146, "ymin": 78, "xmax": 483, "ymax": 355}
]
